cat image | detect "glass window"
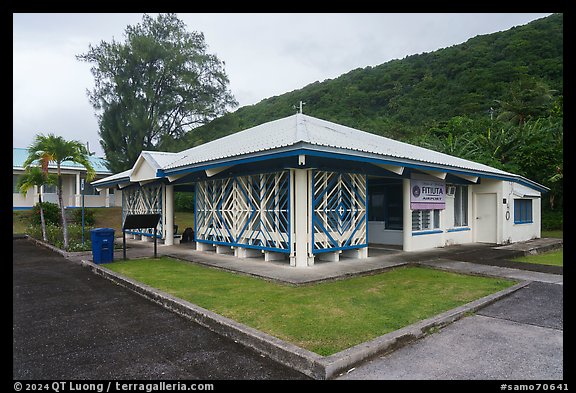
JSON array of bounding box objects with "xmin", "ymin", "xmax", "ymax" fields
[
  {"xmin": 42, "ymin": 184, "xmax": 57, "ymax": 194},
  {"xmin": 412, "ymin": 209, "xmax": 440, "ymax": 231},
  {"xmin": 454, "ymin": 185, "xmax": 468, "ymax": 227},
  {"xmin": 514, "ymin": 199, "xmax": 533, "ymax": 224}
]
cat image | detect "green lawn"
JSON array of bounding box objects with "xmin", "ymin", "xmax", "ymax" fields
[
  {"xmin": 106, "ymin": 257, "xmax": 514, "ymax": 355},
  {"xmin": 513, "ymin": 249, "xmax": 563, "ymax": 266},
  {"xmin": 541, "ymin": 230, "xmax": 563, "ymax": 239}
]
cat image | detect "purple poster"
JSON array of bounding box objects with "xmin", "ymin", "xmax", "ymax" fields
[{"xmin": 410, "ymin": 178, "xmax": 445, "ymax": 210}]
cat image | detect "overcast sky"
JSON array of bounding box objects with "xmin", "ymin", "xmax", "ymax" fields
[{"xmin": 13, "ymin": 13, "xmax": 552, "ymax": 157}]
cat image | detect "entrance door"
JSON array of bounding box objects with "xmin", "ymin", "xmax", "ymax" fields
[{"xmin": 475, "ymin": 193, "xmax": 497, "ymax": 243}]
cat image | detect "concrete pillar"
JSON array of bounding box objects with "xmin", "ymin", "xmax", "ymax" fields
[
  {"xmin": 291, "ymin": 169, "xmax": 312, "ymax": 267},
  {"xmin": 235, "ymin": 247, "xmax": 262, "ymax": 258},
  {"xmin": 403, "ymin": 178, "xmax": 412, "ymax": 251},
  {"xmin": 265, "ymin": 251, "xmax": 286, "ymax": 262},
  {"xmin": 75, "ymin": 173, "xmax": 81, "ymax": 207},
  {"xmin": 165, "ymin": 185, "xmax": 174, "ymax": 246},
  {"xmin": 104, "ymin": 188, "xmax": 110, "ymax": 207},
  {"xmin": 341, "ymin": 247, "xmax": 368, "ymax": 259},
  {"xmin": 318, "ymin": 251, "xmax": 340, "ymax": 262},
  {"xmin": 216, "ymin": 245, "xmax": 233, "ymax": 254},
  {"xmin": 196, "ymin": 242, "xmax": 216, "ymax": 252}
]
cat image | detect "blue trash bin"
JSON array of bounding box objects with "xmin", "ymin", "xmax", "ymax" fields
[{"xmin": 90, "ymin": 228, "xmax": 115, "ymax": 264}]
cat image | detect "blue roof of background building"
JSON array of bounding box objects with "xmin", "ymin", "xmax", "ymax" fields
[{"xmin": 13, "ymin": 147, "xmax": 111, "ymax": 174}]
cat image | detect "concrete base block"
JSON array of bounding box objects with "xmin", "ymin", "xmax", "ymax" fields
[
  {"xmin": 235, "ymin": 247, "xmax": 262, "ymax": 259},
  {"xmin": 265, "ymin": 251, "xmax": 286, "ymax": 262},
  {"xmin": 290, "ymin": 255, "xmax": 315, "ymax": 267},
  {"xmin": 341, "ymin": 247, "xmax": 368, "ymax": 259},
  {"xmin": 142, "ymin": 235, "xmax": 153, "ymax": 242},
  {"xmin": 318, "ymin": 251, "xmax": 340, "ymax": 262},
  {"xmin": 173, "ymin": 236, "xmax": 181, "ymax": 245},
  {"xmin": 133, "ymin": 234, "xmax": 141, "ymax": 240},
  {"xmin": 196, "ymin": 242, "xmax": 216, "ymax": 252},
  {"xmin": 216, "ymin": 245, "xmax": 233, "ymax": 255}
]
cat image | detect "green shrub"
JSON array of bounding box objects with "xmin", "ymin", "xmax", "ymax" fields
[
  {"xmin": 30, "ymin": 202, "xmax": 60, "ymax": 226},
  {"xmin": 175, "ymin": 192, "xmax": 194, "ymax": 212},
  {"xmin": 70, "ymin": 208, "xmax": 96, "ymax": 226},
  {"xmin": 541, "ymin": 209, "xmax": 563, "ymax": 231},
  {"xmin": 27, "ymin": 223, "xmax": 93, "ymax": 252}
]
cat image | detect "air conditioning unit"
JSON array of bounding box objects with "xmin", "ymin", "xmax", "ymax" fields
[{"xmin": 446, "ymin": 185, "xmax": 456, "ymax": 197}]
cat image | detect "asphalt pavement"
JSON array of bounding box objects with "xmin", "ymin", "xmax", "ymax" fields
[{"xmin": 12, "ymin": 238, "xmax": 309, "ymax": 380}]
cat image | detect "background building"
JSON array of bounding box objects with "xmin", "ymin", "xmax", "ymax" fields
[{"xmin": 13, "ymin": 147, "xmax": 121, "ymax": 210}]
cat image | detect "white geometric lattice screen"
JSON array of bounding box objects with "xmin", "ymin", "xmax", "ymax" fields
[
  {"xmin": 122, "ymin": 183, "xmax": 163, "ymax": 237},
  {"xmin": 312, "ymin": 170, "xmax": 367, "ymax": 253},
  {"xmin": 195, "ymin": 171, "xmax": 290, "ymax": 253}
]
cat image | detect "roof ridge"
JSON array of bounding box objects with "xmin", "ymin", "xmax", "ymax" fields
[{"xmin": 295, "ymin": 113, "xmax": 309, "ymax": 142}]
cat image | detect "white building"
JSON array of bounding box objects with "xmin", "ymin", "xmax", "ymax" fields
[
  {"xmin": 92, "ymin": 114, "xmax": 546, "ymax": 265},
  {"xmin": 13, "ymin": 147, "xmax": 122, "ymax": 210}
]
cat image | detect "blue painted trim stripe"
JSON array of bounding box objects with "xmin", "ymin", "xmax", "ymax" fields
[
  {"xmin": 313, "ymin": 243, "xmax": 368, "ymax": 254},
  {"xmin": 195, "ymin": 239, "xmax": 290, "ymax": 254},
  {"xmin": 158, "ymin": 147, "xmax": 547, "ymax": 193},
  {"xmin": 125, "ymin": 230, "xmax": 162, "ymax": 238},
  {"xmin": 412, "ymin": 229, "xmax": 443, "ymax": 236},
  {"xmin": 91, "ymin": 177, "xmax": 130, "ymax": 188},
  {"xmin": 446, "ymin": 227, "xmax": 471, "ymax": 233}
]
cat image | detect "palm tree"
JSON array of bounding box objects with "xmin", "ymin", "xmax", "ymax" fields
[
  {"xmin": 495, "ymin": 78, "xmax": 556, "ymax": 126},
  {"xmin": 24, "ymin": 134, "xmax": 95, "ymax": 250},
  {"xmin": 17, "ymin": 167, "xmax": 57, "ymax": 242}
]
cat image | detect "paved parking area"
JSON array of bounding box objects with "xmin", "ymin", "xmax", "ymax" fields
[
  {"xmin": 14, "ymin": 237, "xmax": 563, "ymax": 380},
  {"xmin": 13, "ymin": 239, "xmax": 308, "ymax": 380},
  {"xmin": 338, "ymin": 281, "xmax": 563, "ymax": 380}
]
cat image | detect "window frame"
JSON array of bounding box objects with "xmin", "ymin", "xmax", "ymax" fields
[
  {"xmin": 514, "ymin": 199, "xmax": 533, "ymax": 224},
  {"xmin": 453, "ymin": 185, "xmax": 468, "ymax": 227},
  {"xmin": 412, "ymin": 209, "xmax": 440, "ymax": 231}
]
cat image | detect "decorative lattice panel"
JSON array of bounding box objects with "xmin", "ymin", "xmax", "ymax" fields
[
  {"xmin": 195, "ymin": 171, "xmax": 290, "ymax": 253},
  {"xmin": 122, "ymin": 183, "xmax": 163, "ymax": 237},
  {"xmin": 312, "ymin": 171, "xmax": 367, "ymax": 253}
]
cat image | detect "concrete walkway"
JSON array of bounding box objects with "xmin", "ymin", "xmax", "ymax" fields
[{"xmin": 76, "ymin": 237, "xmax": 563, "ymax": 286}]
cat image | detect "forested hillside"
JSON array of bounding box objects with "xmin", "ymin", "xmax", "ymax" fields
[{"xmin": 162, "ymin": 13, "xmax": 563, "ymax": 218}]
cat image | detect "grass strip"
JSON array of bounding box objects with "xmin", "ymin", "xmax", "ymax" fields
[
  {"xmin": 107, "ymin": 257, "xmax": 514, "ymax": 355},
  {"xmin": 513, "ymin": 249, "xmax": 563, "ymax": 266}
]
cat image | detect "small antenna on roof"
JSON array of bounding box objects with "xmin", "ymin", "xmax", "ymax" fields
[{"xmin": 293, "ymin": 101, "xmax": 306, "ymax": 114}]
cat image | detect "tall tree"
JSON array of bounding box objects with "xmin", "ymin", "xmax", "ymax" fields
[
  {"xmin": 17, "ymin": 167, "xmax": 57, "ymax": 242},
  {"xmin": 494, "ymin": 78, "xmax": 555, "ymax": 126},
  {"xmin": 77, "ymin": 13, "xmax": 237, "ymax": 173},
  {"xmin": 24, "ymin": 134, "xmax": 95, "ymax": 250}
]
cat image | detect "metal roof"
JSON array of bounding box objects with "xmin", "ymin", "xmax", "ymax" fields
[
  {"xmin": 13, "ymin": 147, "xmax": 111, "ymax": 174},
  {"xmin": 92, "ymin": 114, "xmax": 547, "ymax": 192},
  {"xmin": 164, "ymin": 114, "xmax": 513, "ymax": 176},
  {"xmin": 140, "ymin": 151, "xmax": 181, "ymax": 170}
]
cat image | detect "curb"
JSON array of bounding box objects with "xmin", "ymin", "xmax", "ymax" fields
[
  {"xmin": 81, "ymin": 258, "xmax": 529, "ymax": 380},
  {"xmin": 21, "ymin": 235, "xmax": 93, "ymax": 260}
]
